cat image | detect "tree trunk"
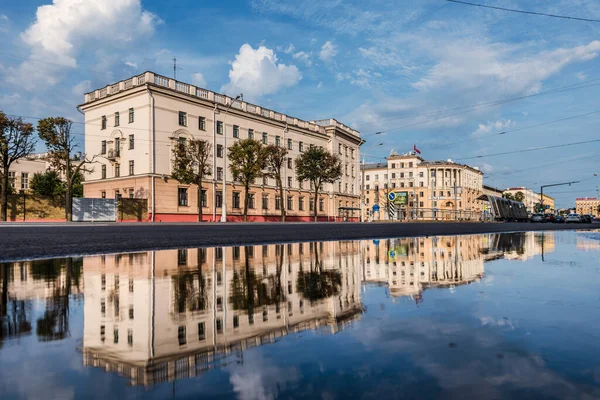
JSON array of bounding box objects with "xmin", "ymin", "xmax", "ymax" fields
[
  {"xmin": 197, "ymin": 180, "xmax": 203, "ymax": 223},
  {"xmin": 0, "ymin": 171, "xmax": 8, "ymax": 222},
  {"xmin": 277, "ymin": 175, "xmax": 286, "ymax": 222},
  {"xmin": 313, "ymin": 186, "xmax": 319, "ymax": 222},
  {"xmin": 243, "ymin": 184, "xmax": 249, "ymax": 222}
]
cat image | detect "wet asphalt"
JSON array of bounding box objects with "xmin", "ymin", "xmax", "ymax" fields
[{"xmin": 0, "ymin": 221, "xmax": 597, "ymax": 262}]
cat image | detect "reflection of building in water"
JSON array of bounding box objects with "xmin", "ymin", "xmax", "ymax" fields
[
  {"xmin": 499, "ymin": 232, "xmax": 555, "ymax": 261},
  {"xmin": 81, "ymin": 242, "xmax": 362, "ymax": 386},
  {"xmin": 362, "ymin": 235, "xmax": 486, "ymax": 300},
  {"xmin": 576, "ymin": 234, "xmax": 600, "ymax": 251}
]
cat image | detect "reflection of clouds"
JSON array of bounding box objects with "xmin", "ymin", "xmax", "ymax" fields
[
  {"xmin": 352, "ymin": 316, "xmax": 600, "ymax": 398},
  {"xmin": 228, "ymin": 352, "xmax": 299, "ymax": 400}
]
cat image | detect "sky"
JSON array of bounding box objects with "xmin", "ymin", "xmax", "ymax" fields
[{"xmin": 0, "ymin": 0, "xmax": 599, "ymax": 207}]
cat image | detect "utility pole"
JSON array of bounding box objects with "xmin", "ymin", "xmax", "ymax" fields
[{"xmin": 540, "ymin": 181, "xmax": 580, "ymax": 213}]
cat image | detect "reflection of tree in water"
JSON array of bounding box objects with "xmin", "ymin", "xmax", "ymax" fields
[
  {"xmin": 296, "ymin": 243, "xmax": 341, "ymax": 305},
  {"xmin": 173, "ymin": 251, "xmax": 210, "ymax": 314},
  {"xmin": 35, "ymin": 258, "xmax": 82, "ymax": 342},
  {"xmin": 229, "ymin": 246, "xmax": 286, "ymax": 314},
  {"xmin": 487, "ymin": 233, "xmax": 527, "ymax": 255},
  {"xmin": 0, "ymin": 264, "xmax": 32, "ymax": 347}
]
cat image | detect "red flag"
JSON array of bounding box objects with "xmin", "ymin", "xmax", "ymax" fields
[{"xmin": 413, "ymin": 144, "xmax": 421, "ymax": 154}]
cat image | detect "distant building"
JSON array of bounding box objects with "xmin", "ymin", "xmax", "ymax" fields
[
  {"xmin": 483, "ymin": 185, "xmax": 503, "ymax": 197},
  {"xmin": 503, "ymin": 187, "xmax": 553, "ymax": 214},
  {"xmin": 360, "ymin": 150, "xmax": 484, "ymax": 221},
  {"xmin": 576, "ymin": 197, "xmax": 600, "ymax": 216}
]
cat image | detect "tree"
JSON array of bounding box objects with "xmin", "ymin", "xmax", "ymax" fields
[
  {"xmin": 264, "ymin": 144, "xmax": 288, "ymax": 222},
  {"xmin": 0, "ymin": 111, "xmax": 36, "ymax": 221},
  {"xmin": 30, "ymin": 171, "xmax": 62, "ymax": 197},
  {"xmin": 503, "ymin": 193, "xmax": 514, "ymax": 201},
  {"xmin": 513, "ymin": 191, "xmax": 525, "ymax": 203},
  {"xmin": 37, "ymin": 117, "xmax": 96, "ymax": 221},
  {"xmin": 228, "ymin": 139, "xmax": 267, "ymax": 222},
  {"xmin": 171, "ymin": 139, "xmax": 212, "ymax": 222},
  {"xmin": 295, "ymin": 147, "xmax": 342, "ymax": 222}
]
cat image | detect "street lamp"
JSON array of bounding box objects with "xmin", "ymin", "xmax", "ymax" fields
[{"xmin": 221, "ymin": 94, "xmax": 243, "ymax": 223}]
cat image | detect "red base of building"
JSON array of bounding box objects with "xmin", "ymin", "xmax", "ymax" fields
[{"xmin": 150, "ymin": 213, "xmax": 358, "ymax": 223}]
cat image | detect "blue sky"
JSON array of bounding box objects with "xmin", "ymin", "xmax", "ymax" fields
[{"xmin": 1, "ymin": 0, "xmax": 599, "ymax": 206}]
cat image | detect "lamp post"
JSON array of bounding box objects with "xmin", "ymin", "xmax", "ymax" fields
[{"xmin": 221, "ymin": 94, "xmax": 243, "ymax": 223}]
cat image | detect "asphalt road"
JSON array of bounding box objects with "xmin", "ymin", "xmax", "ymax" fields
[{"xmin": 0, "ymin": 221, "xmax": 597, "ymax": 262}]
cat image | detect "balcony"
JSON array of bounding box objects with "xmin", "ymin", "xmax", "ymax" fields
[{"xmin": 107, "ymin": 149, "xmax": 120, "ymax": 161}]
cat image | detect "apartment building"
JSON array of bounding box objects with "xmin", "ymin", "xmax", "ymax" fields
[
  {"xmin": 360, "ymin": 150, "xmax": 484, "ymax": 221},
  {"xmin": 80, "ymin": 72, "xmax": 362, "ymax": 222},
  {"xmin": 576, "ymin": 197, "xmax": 600, "ymax": 216},
  {"xmin": 6, "ymin": 156, "xmax": 48, "ymax": 193}
]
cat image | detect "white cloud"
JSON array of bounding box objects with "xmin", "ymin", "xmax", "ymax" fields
[
  {"xmin": 283, "ymin": 43, "xmax": 295, "ymax": 54},
  {"xmin": 310, "ymin": 38, "xmax": 317, "ymax": 45},
  {"xmin": 472, "ymin": 119, "xmax": 514, "ymax": 137},
  {"xmin": 576, "ymin": 71, "xmax": 587, "ymax": 81},
  {"xmin": 7, "ymin": 0, "xmax": 158, "ymax": 90},
  {"xmin": 0, "ymin": 93, "xmax": 21, "ymax": 108},
  {"xmin": 124, "ymin": 61, "xmax": 137, "ymax": 69},
  {"xmin": 317, "ymin": 81, "xmax": 323, "ymax": 89},
  {"xmin": 292, "ymin": 51, "xmax": 312, "ymax": 66},
  {"xmin": 71, "ymin": 80, "xmax": 92, "ymax": 96},
  {"xmin": 221, "ymin": 44, "xmax": 302, "ymax": 99},
  {"xmin": 0, "ymin": 14, "xmax": 8, "ymax": 33},
  {"xmin": 319, "ymin": 41, "xmax": 337, "ymax": 61},
  {"xmin": 191, "ymin": 72, "xmax": 207, "ymax": 88},
  {"xmin": 478, "ymin": 163, "xmax": 494, "ymax": 174}
]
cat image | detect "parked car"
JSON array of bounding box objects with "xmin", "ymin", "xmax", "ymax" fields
[
  {"xmin": 581, "ymin": 214, "xmax": 592, "ymax": 223},
  {"xmin": 554, "ymin": 215, "xmax": 565, "ymax": 223},
  {"xmin": 530, "ymin": 213, "xmax": 546, "ymax": 223},
  {"xmin": 565, "ymin": 213, "xmax": 581, "ymax": 223},
  {"xmin": 545, "ymin": 214, "xmax": 556, "ymax": 223}
]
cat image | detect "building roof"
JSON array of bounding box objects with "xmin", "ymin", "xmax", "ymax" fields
[
  {"xmin": 362, "ymin": 163, "xmax": 387, "ymax": 170},
  {"xmin": 83, "ymin": 71, "xmax": 360, "ymax": 138},
  {"xmin": 419, "ymin": 160, "xmax": 482, "ymax": 174}
]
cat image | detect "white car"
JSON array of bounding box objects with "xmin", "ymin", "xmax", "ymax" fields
[
  {"xmin": 530, "ymin": 213, "xmax": 546, "ymax": 223},
  {"xmin": 565, "ymin": 213, "xmax": 581, "ymax": 223}
]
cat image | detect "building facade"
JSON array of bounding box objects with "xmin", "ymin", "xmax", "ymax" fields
[
  {"xmin": 80, "ymin": 72, "xmax": 361, "ymax": 222},
  {"xmin": 360, "ymin": 151, "xmax": 484, "ymax": 221},
  {"xmin": 6, "ymin": 155, "xmax": 48, "ymax": 193},
  {"xmin": 576, "ymin": 197, "xmax": 600, "ymax": 216},
  {"xmin": 503, "ymin": 187, "xmax": 554, "ymax": 214}
]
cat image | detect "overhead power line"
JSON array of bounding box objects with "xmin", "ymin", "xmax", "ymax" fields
[
  {"xmin": 444, "ymin": 0, "xmax": 600, "ymax": 23},
  {"xmin": 457, "ymin": 139, "xmax": 600, "ymax": 161}
]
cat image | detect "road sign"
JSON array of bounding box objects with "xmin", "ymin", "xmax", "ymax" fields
[
  {"xmin": 373, "ymin": 204, "xmax": 380, "ymax": 212},
  {"xmin": 389, "ymin": 250, "xmax": 396, "ymax": 259},
  {"xmin": 388, "ymin": 192, "xmax": 396, "ymax": 202},
  {"xmin": 394, "ymin": 191, "xmax": 408, "ymax": 206},
  {"xmin": 373, "ymin": 239, "xmax": 380, "ymax": 245}
]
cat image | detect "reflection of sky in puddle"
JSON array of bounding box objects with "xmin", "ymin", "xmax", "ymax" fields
[{"xmin": 1, "ymin": 231, "xmax": 599, "ymax": 399}]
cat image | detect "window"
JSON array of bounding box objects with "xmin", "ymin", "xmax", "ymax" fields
[
  {"xmin": 101, "ymin": 191, "xmax": 106, "ymax": 198},
  {"xmin": 309, "ymin": 198, "xmax": 315, "ymax": 211},
  {"xmin": 248, "ymin": 193, "xmax": 255, "ymax": 209},
  {"xmin": 216, "ymin": 191, "xmax": 223, "ymax": 208},
  {"xmin": 217, "ymin": 121, "xmax": 223, "ymax": 134},
  {"xmin": 128, "ymin": 108, "xmax": 134, "ymax": 123},
  {"xmin": 287, "ymin": 158, "xmax": 292, "ymax": 169},
  {"xmin": 288, "ymin": 176, "xmax": 293, "ymax": 187},
  {"xmin": 178, "ymin": 188, "xmax": 188, "ymax": 206},
  {"xmin": 287, "ymin": 138, "xmax": 293, "ymax": 150},
  {"xmin": 351, "ymin": 149, "xmax": 354, "ymax": 159},
  {"xmin": 129, "ymin": 279, "xmax": 134, "ymax": 293},
  {"xmin": 114, "ymin": 163, "xmax": 120, "ymax": 177},
  {"xmin": 127, "ymin": 329, "xmax": 133, "ymax": 346},
  {"xmin": 201, "ymin": 190, "xmax": 207, "ymax": 208},
  {"xmin": 420, "ymin": 201, "xmax": 424, "ymax": 207},
  {"xmin": 299, "ymin": 180, "xmax": 303, "ymax": 189},
  {"xmin": 216, "ymin": 167, "xmax": 223, "ymax": 180},
  {"xmin": 338, "ymin": 182, "xmax": 342, "ymax": 192},
  {"xmin": 178, "ymin": 326, "xmax": 186, "ymax": 346},
  {"xmin": 199, "ymin": 116, "xmax": 206, "ymax": 131},
  {"xmin": 198, "ymin": 322, "xmax": 206, "ymax": 340},
  {"xmin": 319, "ymin": 197, "xmax": 324, "ymax": 212},
  {"xmin": 128, "ymin": 160, "xmax": 134, "ymax": 175},
  {"xmin": 275, "ymin": 195, "xmax": 282, "ymax": 210},
  {"xmin": 375, "ymin": 174, "xmax": 379, "ymax": 180},
  {"xmin": 275, "ymin": 136, "xmax": 281, "ymax": 146},
  {"xmin": 129, "ymin": 188, "xmax": 134, "ymax": 198},
  {"xmin": 366, "ymin": 184, "xmax": 370, "ymax": 190},
  {"xmin": 287, "ymin": 196, "xmax": 293, "ymax": 210},
  {"xmin": 100, "ymin": 325, "xmax": 106, "ymax": 342},
  {"xmin": 262, "ymin": 194, "xmax": 269, "ymax": 210},
  {"xmin": 233, "ymin": 192, "xmax": 241, "ymax": 208},
  {"xmin": 409, "ymin": 162, "xmax": 413, "ymax": 167},
  {"xmin": 233, "ymin": 315, "xmax": 239, "ymax": 328},
  {"xmin": 114, "ymin": 327, "xmax": 119, "ymax": 344},
  {"xmin": 299, "ymin": 141, "xmax": 304, "ymax": 152},
  {"xmin": 248, "ymin": 129, "xmax": 254, "ymax": 140},
  {"xmin": 129, "ymin": 305, "xmax": 134, "ymax": 320},
  {"xmin": 262, "ymin": 176, "xmax": 268, "ymax": 186},
  {"xmin": 128, "ymin": 134, "xmax": 134, "ymax": 150},
  {"xmin": 366, "ymin": 175, "xmax": 370, "ymax": 181},
  {"xmin": 101, "ymin": 115, "xmax": 107, "ymax": 130},
  {"xmin": 345, "ymin": 183, "xmax": 348, "ymax": 193},
  {"xmin": 233, "ymin": 125, "xmax": 239, "ymax": 138},
  {"xmin": 178, "ymin": 111, "xmax": 187, "ymax": 126},
  {"xmin": 101, "ymin": 165, "xmax": 106, "ymax": 179},
  {"xmin": 392, "ymin": 173, "xmax": 396, "ymax": 178},
  {"xmin": 19, "ymin": 172, "xmax": 29, "ymax": 190},
  {"xmin": 217, "ymin": 144, "xmax": 223, "ymax": 158},
  {"xmin": 299, "ymin": 197, "xmax": 305, "ymax": 210},
  {"xmin": 214, "ymin": 319, "xmax": 223, "ymax": 334},
  {"xmin": 419, "ymin": 171, "xmax": 424, "ymax": 177},
  {"xmin": 400, "ymin": 173, "xmax": 404, "ymax": 178},
  {"xmin": 262, "ymin": 132, "xmax": 268, "ymax": 144},
  {"xmin": 420, "ymin": 191, "xmax": 424, "ymax": 197},
  {"xmin": 338, "ymin": 143, "xmax": 342, "ymax": 154}
]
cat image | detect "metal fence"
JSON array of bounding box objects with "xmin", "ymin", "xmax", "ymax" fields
[
  {"xmin": 367, "ymin": 207, "xmax": 490, "ymax": 222},
  {"xmin": 72, "ymin": 198, "xmax": 116, "ymax": 222}
]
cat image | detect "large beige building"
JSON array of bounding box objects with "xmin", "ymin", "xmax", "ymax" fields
[
  {"xmin": 80, "ymin": 72, "xmax": 361, "ymax": 222},
  {"xmin": 6, "ymin": 155, "xmax": 48, "ymax": 193},
  {"xmin": 576, "ymin": 197, "xmax": 599, "ymax": 216},
  {"xmin": 360, "ymin": 150, "xmax": 484, "ymax": 221},
  {"xmin": 503, "ymin": 187, "xmax": 555, "ymax": 214}
]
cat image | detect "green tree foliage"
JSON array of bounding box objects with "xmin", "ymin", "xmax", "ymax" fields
[
  {"xmin": 295, "ymin": 147, "xmax": 342, "ymax": 222},
  {"xmin": 171, "ymin": 139, "xmax": 212, "ymax": 222},
  {"xmin": 296, "ymin": 244, "xmax": 341, "ymax": 303},
  {"xmin": 503, "ymin": 193, "xmax": 514, "ymax": 201},
  {"xmin": 228, "ymin": 139, "xmax": 267, "ymax": 222},
  {"xmin": 0, "ymin": 111, "xmax": 36, "ymax": 221},
  {"xmin": 37, "ymin": 117, "xmax": 96, "ymax": 221},
  {"xmin": 264, "ymin": 144, "xmax": 288, "ymax": 222},
  {"xmin": 513, "ymin": 191, "xmax": 525, "ymax": 203},
  {"xmin": 30, "ymin": 171, "xmax": 62, "ymax": 197}
]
